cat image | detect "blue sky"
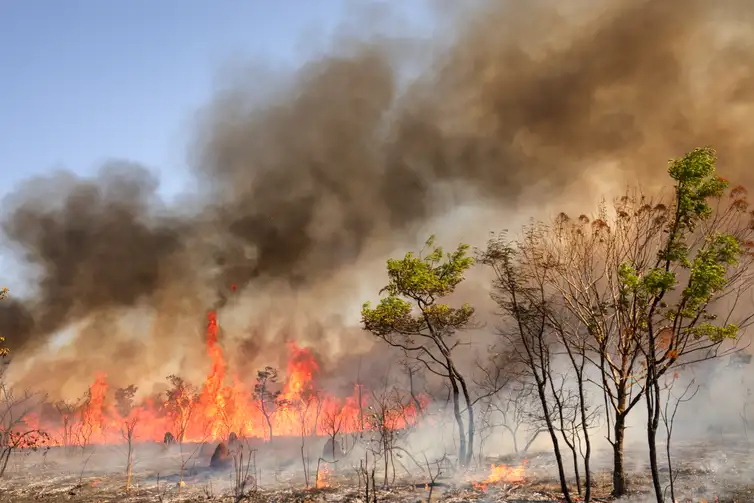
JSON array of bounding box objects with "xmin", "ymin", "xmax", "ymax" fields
[
  {"xmin": 1, "ymin": 1, "xmax": 353, "ymax": 197},
  {"xmin": 0, "ymin": 0, "xmax": 437, "ymax": 291}
]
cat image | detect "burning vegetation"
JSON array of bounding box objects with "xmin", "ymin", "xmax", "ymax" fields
[
  {"xmin": 18, "ymin": 312, "xmax": 425, "ymax": 447},
  {"xmin": 3, "ymin": 148, "xmax": 754, "ymax": 503},
  {"xmin": 4, "ymin": 0, "xmax": 754, "ymax": 502}
]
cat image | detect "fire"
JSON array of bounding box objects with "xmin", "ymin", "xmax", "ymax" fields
[
  {"xmin": 316, "ymin": 464, "xmax": 331, "ymax": 488},
  {"xmin": 472, "ymin": 459, "xmax": 528, "ymax": 490},
  {"xmin": 19, "ymin": 310, "xmax": 428, "ymax": 446}
]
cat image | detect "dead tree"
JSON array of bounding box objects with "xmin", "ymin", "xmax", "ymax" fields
[
  {"xmin": 231, "ymin": 439, "xmax": 257, "ymax": 501},
  {"xmin": 54, "ymin": 395, "xmax": 86, "ymax": 456},
  {"xmin": 177, "ymin": 423, "xmax": 211, "ymax": 495},
  {"xmin": 253, "ymin": 366, "xmax": 283, "ymax": 441},
  {"xmin": 472, "ymin": 352, "xmax": 518, "ymax": 462},
  {"xmin": 402, "ymin": 361, "xmax": 427, "ymax": 420},
  {"xmin": 479, "ymin": 235, "xmax": 596, "ymax": 503},
  {"xmin": 295, "ymin": 387, "xmax": 321, "ymax": 488},
  {"xmin": 364, "ymin": 383, "xmax": 414, "ymax": 488},
  {"xmin": 320, "ymin": 404, "xmax": 345, "ymax": 463},
  {"xmin": 475, "ymin": 378, "xmax": 547, "ymax": 459},
  {"xmin": 660, "ymin": 374, "xmax": 699, "ymax": 503},
  {"xmin": 0, "ymin": 380, "xmax": 49, "ymax": 478},
  {"xmin": 115, "ymin": 385, "xmax": 139, "ymax": 490},
  {"xmin": 423, "ymin": 453, "xmax": 446, "ymax": 503}
]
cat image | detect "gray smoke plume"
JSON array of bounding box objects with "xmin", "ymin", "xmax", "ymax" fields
[{"xmin": 2, "ymin": 0, "xmax": 754, "ymax": 391}]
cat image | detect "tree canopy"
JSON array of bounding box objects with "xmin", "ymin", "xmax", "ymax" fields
[{"xmin": 361, "ymin": 236, "xmax": 475, "ymax": 348}]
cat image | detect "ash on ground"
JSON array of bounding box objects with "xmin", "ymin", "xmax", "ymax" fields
[{"xmin": 1, "ymin": 436, "xmax": 753, "ymax": 502}]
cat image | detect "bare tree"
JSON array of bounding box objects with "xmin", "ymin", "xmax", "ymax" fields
[
  {"xmin": 295, "ymin": 387, "xmax": 321, "ymax": 488},
  {"xmin": 231, "ymin": 439, "xmax": 257, "ymax": 502},
  {"xmin": 497, "ymin": 381, "xmax": 547, "ymax": 456},
  {"xmin": 423, "ymin": 453, "xmax": 446, "ymax": 503},
  {"xmin": 320, "ymin": 404, "xmax": 345, "ymax": 463},
  {"xmin": 472, "ymin": 351, "xmax": 519, "ymax": 462},
  {"xmin": 114, "ymin": 385, "xmax": 139, "ymax": 490},
  {"xmin": 0, "ymin": 379, "xmax": 49, "ymax": 478},
  {"xmin": 54, "ymin": 395, "xmax": 86, "ymax": 456},
  {"xmin": 479, "ymin": 234, "xmax": 596, "ymax": 503},
  {"xmin": 253, "ymin": 366, "xmax": 284, "ymax": 441},
  {"xmin": 177, "ymin": 422, "xmax": 211, "ymax": 495},
  {"xmin": 402, "ymin": 361, "xmax": 426, "ymax": 420},
  {"xmin": 358, "ymin": 450, "xmax": 379, "ymax": 503},
  {"xmin": 660, "ymin": 373, "xmax": 699, "ymax": 503},
  {"xmin": 75, "ymin": 384, "xmax": 104, "ymax": 452},
  {"xmin": 362, "ymin": 236, "xmax": 478, "ymax": 466},
  {"xmin": 363, "ymin": 382, "xmax": 415, "ymax": 488}
]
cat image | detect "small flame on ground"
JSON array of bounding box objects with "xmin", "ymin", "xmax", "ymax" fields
[
  {"xmin": 472, "ymin": 459, "xmax": 528, "ymax": 491},
  {"xmin": 316, "ymin": 465, "xmax": 331, "ymax": 488}
]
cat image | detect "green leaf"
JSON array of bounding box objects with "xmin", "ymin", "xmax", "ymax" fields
[
  {"xmin": 362, "ymin": 237, "xmax": 475, "ymax": 339},
  {"xmin": 689, "ymin": 323, "xmax": 739, "ymax": 343}
]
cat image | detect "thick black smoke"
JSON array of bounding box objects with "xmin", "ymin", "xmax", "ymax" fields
[{"xmin": 2, "ymin": 0, "xmax": 754, "ymax": 386}]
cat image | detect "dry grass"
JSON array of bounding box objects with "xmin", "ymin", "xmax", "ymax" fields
[{"xmin": 1, "ymin": 438, "xmax": 753, "ymax": 502}]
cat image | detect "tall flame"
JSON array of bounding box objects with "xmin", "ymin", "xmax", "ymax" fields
[{"xmin": 21, "ymin": 310, "xmax": 427, "ymax": 445}]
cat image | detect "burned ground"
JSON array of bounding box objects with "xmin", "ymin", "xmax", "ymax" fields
[{"xmin": 1, "ymin": 435, "xmax": 753, "ymax": 503}]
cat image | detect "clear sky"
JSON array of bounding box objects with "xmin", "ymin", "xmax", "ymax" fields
[
  {"xmin": 0, "ymin": 1, "xmax": 435, "ymax": 290},
  {"xmin": 0, "ymin": 1, "xmax": 358, "ymax": 198}
]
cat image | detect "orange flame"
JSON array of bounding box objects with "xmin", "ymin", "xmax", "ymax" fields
[
  {"xmin": 472, "ymin": 459, "xmax": 528, "ymax": 491},
  {"xmin": 316, "ymin": 464, "xmax": 331, "ymax": 488},
  {"xmin": 21, "ymin": 311, "xmax": 428, "ymax": 445}
]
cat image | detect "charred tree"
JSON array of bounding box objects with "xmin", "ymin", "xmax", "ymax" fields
[
  {"xmin": 253, "ymin": 366, "xmax": 283, "ymax": 442},
  {"xmin": 164, "ymin": 375, "xmax": 199, "ymax": 444}
]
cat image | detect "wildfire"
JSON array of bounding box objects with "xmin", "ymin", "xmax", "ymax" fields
[
  {"xmin": 19, "ymin": 310, "xmax": 427, "ymax": 446},
  {"xmin": 472, "ymin": 460, "xmax": 528, "ymax": 491}
]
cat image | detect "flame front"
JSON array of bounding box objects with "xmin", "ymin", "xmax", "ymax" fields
[
  {"xmin": 473, "ymin": 460, "xmax": 528, "ymax": 490},
  {"xmin": 316, "ymin": 465, "xmax": 331, "ymax": 488},
  {"xmin": 22, "ymin": 311, "xmax": 426, "ymax": 445}
]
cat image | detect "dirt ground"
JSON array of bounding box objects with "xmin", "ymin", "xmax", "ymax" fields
[{"xmin": 1, "ymin": 437, "xmax": 752, "ymax": 503}]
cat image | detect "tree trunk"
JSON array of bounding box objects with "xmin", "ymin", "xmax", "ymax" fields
[
  {"xmin": 646, "ymin": 375, "xmax": 663, "ymax": 503},
  {"xmin": 125, "ymin": 445, "xmax": 134, "ymax": 490},
  {"xmin": 0, "ymin": 448, "xmax": 11, "ymax": 478},
  {"xmin": 408, "ymin": 368, "xmax": 423, "ymax": 416},
  {"xmin": 535, "ymin": 381, "xmax": 573, "ymax": 503},
  {"xmin": 570, "ymin": 446, "xmax": 581, "ymax": 496},
  {"xmin": 577, "ymin": 373, "xmax": 592, "ymax": 503},
  {"xmin": 449, "ymin": 375, "xmax": 467, "ymax": 465},
  {"xmin": 612, "ymin": 413, "xmax": 627, "ymax": 496},
  {"xmin": 265, "ymin": 414, "xmax": 273, "ymax": 441},
  {"xmin": 455, "ymin": 371, "xmax": 475, "ymax": 466}
]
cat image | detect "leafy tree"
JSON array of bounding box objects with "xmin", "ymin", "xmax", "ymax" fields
[
  {"xmin": 164, "ymin": 375, "xmax": 199, "ymax": 443},
  {"xmin": 483, "ymin": 147, "xmax": 754, "ymax": 498},
  {"xmin": 361, "ymin": 236, "xmax": 477, "ymax": 466},
  {"xmin": 629, "ymin": 147, "xmax": 754, "ymax": 501}
]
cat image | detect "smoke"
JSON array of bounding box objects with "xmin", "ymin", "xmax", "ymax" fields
[{"xmin": 2, "ymin": 0, "xmax": 754, "ymax": 393}]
